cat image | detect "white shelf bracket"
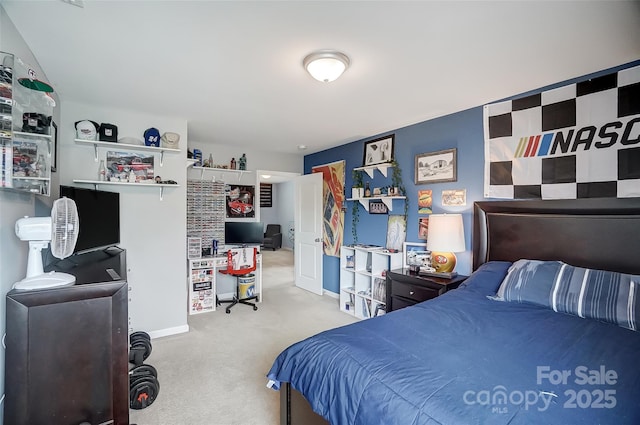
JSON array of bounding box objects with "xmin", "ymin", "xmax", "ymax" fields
[
  {"xmin": 377, "ymin": 164, "xmax": 389, "ymax": 177},
  {"xmin": 160, "ymin": 186, "xmax": 164, "ymax": 201},
  {"xmin": 363, "ymin": 168, "xmax": 374, "ymax": 178},
  {"xmin": 358, "ymin": 199, "xmax": 370, "ymax": 212},
  {"xmin": 381, "ymin": 198, "xmax": 393, "ymax": 210},
  {"xmin": 159, "ymin": 151, "xmax": 165, "ymax": 167},
  {"xmin": 92, "ymin": 144, "xmax": 98, "ymax": 162}
]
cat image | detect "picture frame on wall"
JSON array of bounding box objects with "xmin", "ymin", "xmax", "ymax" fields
[
  {"xmin": 369, "ymin": 200, "xmax": 389, "ymax": 214},
  {"xmin": 402, "ymin": 242, "xmax": 430, "ymax": 269},
  {"xmin": 414, "ymin": 148, "xmax": 457, "ymax": 184},
  {"xmin": 225, "ymin": 184, "xmax": 256, "ymax": 219},
  {"xmin": 363, "ymin": 134, "xmax": 394, "ymax": 167}
]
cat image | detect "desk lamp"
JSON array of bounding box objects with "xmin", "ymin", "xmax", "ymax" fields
[{"xmin": 424, "ymin": 213, "xmax": 465, "ymax": 278}]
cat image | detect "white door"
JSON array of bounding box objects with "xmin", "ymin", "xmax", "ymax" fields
[{"xmin": 294, "ymin": 173, "xmax": 323, "ymax": 295}]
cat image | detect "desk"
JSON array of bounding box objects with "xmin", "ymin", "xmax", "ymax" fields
[{"xmin": 188, "ymin": 252, "xmax": 262, "ymax": 314}]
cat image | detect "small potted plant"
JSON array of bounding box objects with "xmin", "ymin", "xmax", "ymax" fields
[{"xmin": 351, "ymin": 169, "xmax": 364, "ymax": 199}]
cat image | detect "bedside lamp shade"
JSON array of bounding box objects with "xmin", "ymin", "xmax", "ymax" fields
[{"xmin": 426, "ymin": 214, "xmax": 465, "ymax": 277}]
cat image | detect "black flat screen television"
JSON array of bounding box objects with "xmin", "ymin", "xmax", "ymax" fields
[
  {"xmin": 225, "ymin": 221, "xmax": 264, "ymax": 245},
  {"xmin": 60, "ymin": 185, "xmax": 120, "ymax": 253}
]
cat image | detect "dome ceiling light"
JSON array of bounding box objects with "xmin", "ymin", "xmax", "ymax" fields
[{"xmin": 303, "ymin": 50, "xmax": 350, "ymax": 83}]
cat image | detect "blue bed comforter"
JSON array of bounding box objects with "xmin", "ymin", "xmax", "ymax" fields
[{"xmin": 267, "ymin": 262, "xmax": 640, "ymax": 425}]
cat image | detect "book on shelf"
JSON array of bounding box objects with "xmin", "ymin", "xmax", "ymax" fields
[{"xmin": 373, "ymin": 278, "xmax": 386, "ymax": 303}]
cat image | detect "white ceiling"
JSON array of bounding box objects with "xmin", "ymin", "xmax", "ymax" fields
[{"xmin": 2, "ymin": 1, "xmax": 639, "ymax": 155}]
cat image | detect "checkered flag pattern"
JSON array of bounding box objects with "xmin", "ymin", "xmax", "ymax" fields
[{"xmin": 483, "ymin": 65, "xmax": 640, "ymax": 199}]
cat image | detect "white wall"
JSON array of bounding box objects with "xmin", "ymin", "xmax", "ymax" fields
[
  {"xmin": 59, "ymin": 100, "xmax": 189, "ymax": 338},
  {"xmin": 0, "ymin": 7, "xmax": 59, "ymax": 423}
]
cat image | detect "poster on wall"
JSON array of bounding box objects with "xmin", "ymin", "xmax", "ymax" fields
[
  {"xmin": 386, "ymin": 215, "xmax": 406, "ymax": 251},
  {"xmin": 225, "ymin": 184, "xmax": 255, "ymax": 218},
  {"xmin": 417, "ymin": 189, "xmax": 432, "ymax": 214},
  {"xmin": 106, "ymin": 150, "xmax": 154, "ymax": 182},
  {"xmin": 312, "ymin": 160, "xmax": 345, "ymax": 257},
  {"xmin": 483, "ymin": 64, "xmax": 640, "ymax": 200}
]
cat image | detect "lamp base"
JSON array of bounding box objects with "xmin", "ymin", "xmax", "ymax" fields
[
  {"xmin": 418, "ymin": 270, "xmax": 458, "ymax": 279},
  {"xmin": 426, "ymin": 252, "xmax": 458, "ymax": 279}
]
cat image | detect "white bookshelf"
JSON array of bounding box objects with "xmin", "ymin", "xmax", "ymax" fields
[{"xmin": 339, "ymin": 245, "xmax": 402, "ymax": 320}]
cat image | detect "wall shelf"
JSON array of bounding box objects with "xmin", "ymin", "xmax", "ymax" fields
[
  {"xmin": 352, "ymin": 162, "xmax": 393, "ymax": 178},
  {"xmin": 73, "ymin": 179, "xmax": 179, "ymax": 200},
  {"xmin": 75, "ymin": 139, "xmax": 180, "ymax": 166},
  {"xmin": 346, "ymin": 195, "xmax": 406, "ymax": 211},
  {"xmin": 190, "ymin": 165, "xmax": 253, "ymax": 181}
]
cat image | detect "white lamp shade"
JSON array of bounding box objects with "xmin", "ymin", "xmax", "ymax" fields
[
  {"xmin": 426, "ymin": 214, "xmax": 465, "ymax": 253},
  {"xmin": 303, "ymin": 51, "xmax": 350, "ymax": 82}
]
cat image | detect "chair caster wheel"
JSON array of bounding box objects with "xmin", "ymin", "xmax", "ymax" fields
[
  {"xmin": 253, "ymin": 306, "xmax": 258, "ymax": 311},
  {"xmin": 226, "ymin": 310, "xmax": 231, "ymax": 314}
]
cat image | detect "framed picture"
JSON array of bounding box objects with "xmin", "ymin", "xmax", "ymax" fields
[
  {"xmin": 442, "ymin": 189, "xmax": 467, "ymax": 206},
  {"xmin": 369, "ymin": 200, "xmax": 388, "ymax": 214},
  {"xmin": 414, "ymin": 148, "xmax": 457, "ymax": 184},
  {"xmin": 363, "ymin": 134, "xmax": 394, "ymax": 167},
  {"xmin": 225, "ymin": 184, "xmax": 255, "ymax": 218},
  {"xmin": 50, "ymin": 121, "xmax": 57, "ymax": 172},
  {"xmin": 402, "ymin": 242, "xmax": 429, "ymax": 268},
  {"xmin": 106, "ymin": 150, "xmax": 155, "ymax": 182}
]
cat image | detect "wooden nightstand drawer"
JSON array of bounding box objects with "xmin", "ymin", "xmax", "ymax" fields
[
  {"xmin": 386, "ymin": 269, "xmax": 468, "ymax": 312},
  {"xmin": 391, "ymin": 281, "xmax": 439, "ymax": 303}
]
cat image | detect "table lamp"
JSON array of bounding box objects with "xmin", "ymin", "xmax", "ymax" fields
[{"xmin": 424, "ymin": 213, "xmax": 465, "ymax": 278}]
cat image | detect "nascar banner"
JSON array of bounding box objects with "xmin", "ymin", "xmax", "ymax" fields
[{"xmin": 483, "ymin": 65, "xmax": 640, "ymax": 199}]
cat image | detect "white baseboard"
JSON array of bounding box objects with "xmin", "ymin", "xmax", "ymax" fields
[
  {"xmin": 324, "ymin": 290, "xmax": 339, "ymax": 299},
  {"xmin": 148, "ymin": 324, "xmax": 190, "ymax": 340}
]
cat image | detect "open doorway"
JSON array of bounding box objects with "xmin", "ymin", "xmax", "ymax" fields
[{"xmin": 257, "ymin": 170, "xmax": 298, "ymax": 276}]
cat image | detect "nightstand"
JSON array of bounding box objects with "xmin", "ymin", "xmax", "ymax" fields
[{"xmin": 385, "ymin": 268, "xmax": 467, "ymax": 312}]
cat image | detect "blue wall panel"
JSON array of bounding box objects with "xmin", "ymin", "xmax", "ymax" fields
[{"xmin": 305, "ymin": 60, "xmax": 640, "ymax": 294}]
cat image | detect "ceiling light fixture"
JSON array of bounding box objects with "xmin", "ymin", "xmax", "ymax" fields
[
  {"xmin": 261, "ymin": 175, "xmax": 271, "ymax": 179},
  {"xmin": 298, "ymin": 145, "xmax": 307, "ymax": 150},
  {"xmin": 303, "ymin": 50, "xmax": 350, "ymax": 83}
]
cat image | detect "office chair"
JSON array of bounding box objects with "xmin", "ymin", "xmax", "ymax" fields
[{"xmin": 218, "ymin": 247, "xmax": 258, "ymax": 314}]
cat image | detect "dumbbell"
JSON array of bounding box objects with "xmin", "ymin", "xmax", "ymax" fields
[
  {"xmin": 129, "ymin": 363, "xmax": 160, "ymax": 410},
  {"xmin": 129, "ymin": 331, "xmax": 152, "ymax": 366}
]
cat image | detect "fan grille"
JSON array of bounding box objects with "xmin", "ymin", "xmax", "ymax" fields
[{"xmin": 50, "ymin": 197, "xmax": 79, "ymax": 259}]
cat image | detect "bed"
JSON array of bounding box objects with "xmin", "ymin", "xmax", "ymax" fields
[{"xmin": 267, "ymin": 198, "xmax": 640, "ymax": 425}]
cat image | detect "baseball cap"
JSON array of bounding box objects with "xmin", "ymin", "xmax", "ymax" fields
[
  {"xmin": 75, "ymin": 120, "xmax": 99, "ymax": 141},
  {"xmin": 22, "ymin": 113, "xmax": 52, "ymax": 134},
  {"xmin": 99, "ymin": 123, "xmax": 118, "ymax": 142},
  {"xmin": 144, "ymin": 127, "xmax": 161, "ymax": 147},
  {"xmin": 161, "ymin": 132, "xmax": 180, "ymax": 149}
]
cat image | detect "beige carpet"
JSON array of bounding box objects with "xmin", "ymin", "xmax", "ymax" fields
[{"xmin": 130, "ymin": 249, "xmax": 357, "ymax": 425}]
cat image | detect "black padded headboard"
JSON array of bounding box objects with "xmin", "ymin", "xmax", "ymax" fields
[{"xmin": 473, "ymin": 198, "xmax": 640, "ymax": 275}]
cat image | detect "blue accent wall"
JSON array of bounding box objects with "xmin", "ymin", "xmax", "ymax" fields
[{"xmin": 305, "ymin": 60, "xmax": 640, "ymax": 294}]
